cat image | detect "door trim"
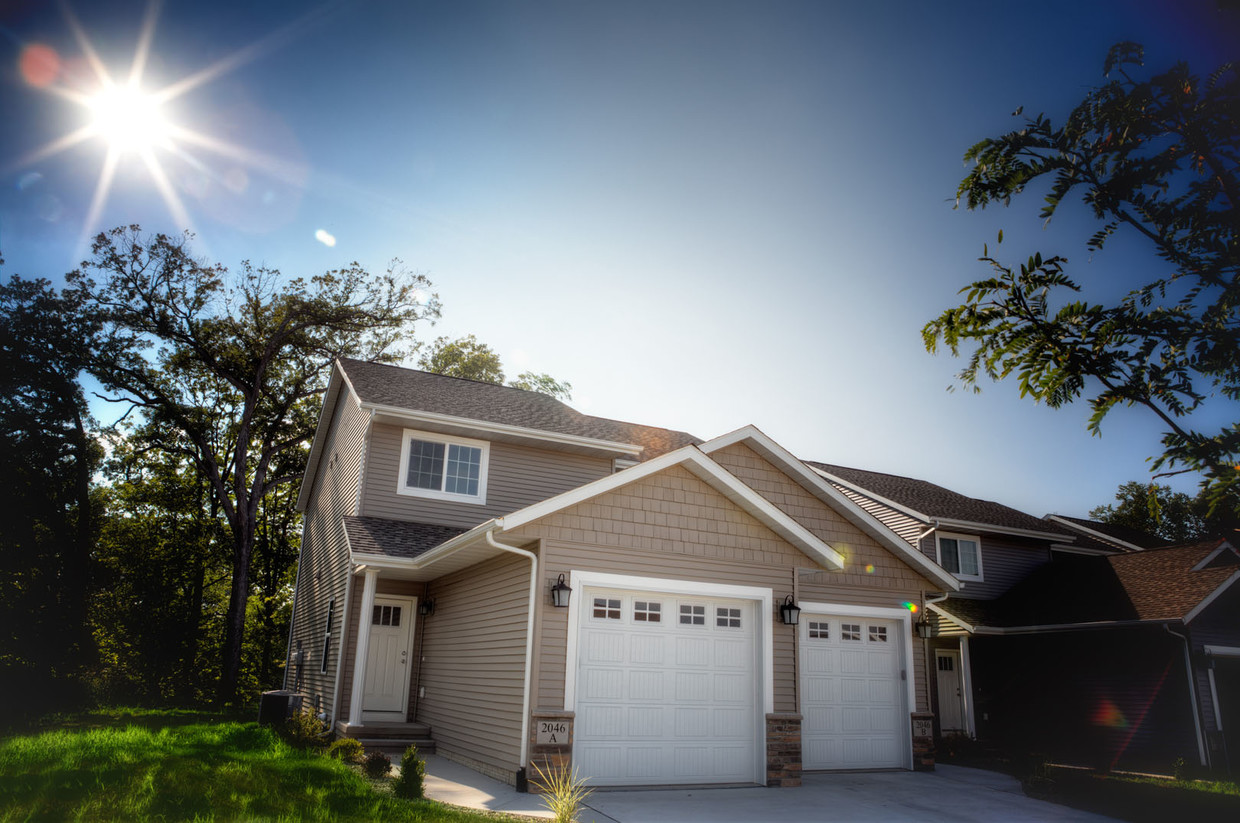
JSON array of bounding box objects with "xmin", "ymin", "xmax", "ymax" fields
[{"xmin": 361, "ymin": 594, "xmax": 416, "ymax": 720}]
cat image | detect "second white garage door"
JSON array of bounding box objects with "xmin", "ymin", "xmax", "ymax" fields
[
  {"xmin": 801, "ymin": 611, "xmax": 908, "ymax": 770},
  {"xmin": 574, "ymin": 586, "xmax": 762, "ymax": 786}
]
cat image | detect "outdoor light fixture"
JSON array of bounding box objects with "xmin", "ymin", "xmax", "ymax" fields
[
  {"xmin": 418, "ymin": 599, "xmax": 435, "ymax": 617},
  {"xmin": 916, "ymin": 615, "xmax": 933, "ymax": 639},
  {"xmin": 780, "ymin": 594, "xmax": 801, "ymax": 625},
  {"xmin": 550, "ymin": 573, "xmax": 572, "ymax": 608}
]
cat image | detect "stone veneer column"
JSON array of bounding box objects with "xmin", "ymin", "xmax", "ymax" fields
[
  {"xmin": 911, "ymin": 712, "xmax": 936, "ymax": 771},
  {"xmin": 528, "ymin": 710, "xmax": 575, "ymax": 791},
  {"xmin": 765, "ymin": 712, "xmax": 802, "ymax": 787}
]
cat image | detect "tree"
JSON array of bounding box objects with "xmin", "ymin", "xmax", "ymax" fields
[
  {"xmin": 1089, "ymin": 481, "xmax": 1208, "ymax": 543},
  {"xmin": 417, "ymin": 334, "xmax": 505, "ymax": 383},
  {"xmin": 923, "ymin": 43, "xmax": 1239, "ymax": 516},
  {"xmin": 69, "ymin": 227, "xmax": 439, "ymax": 701},
  {"xmin": 509, "ymin": 371, "xmax": 573, "ymax": 401}
]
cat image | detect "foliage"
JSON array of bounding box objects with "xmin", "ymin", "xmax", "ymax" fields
[
  {"xmin": 1088, "ymin": 480, "xmax": 1216, "ymax": 543},
  {"xmin": 923, "ymin": 43, "xmax": 1240, "ymax": 516},
  {"xmin": 0, "ymin": 712, "xmax": 506, "ymax": 822},
  {"xmin": 279, "ymin": 710, "xmax": 326, "ymax": 750},
  {"xmin": 530, "ymin": 761, "xmax": 593, "ymax": 823},
  {"xmin": 363, "ymin": 750, "xmax": 392, "ymax": 778},
  {"xmin": 0, "ymin": 271, "xmax": 102, "ymax": 720},
  {"xmin": 509, "ymin": 371, "xmax": 573, "ymax": 401},
  {"xmin": 418, "ymin": 334, "xmax": 505, "ymax": 383},
  {"xmin": 67, "ymin": 226, "xmax": 439, "ymax": 700},
  {"xmin": 393, "ymin": 744, "xmax": 426, "ymax": 799},
  {"xmin": 328, "ymin": 738, "xmax": 365, "ymax": 764}
]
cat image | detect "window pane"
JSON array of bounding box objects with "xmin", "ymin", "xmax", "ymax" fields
[
  {"xmin": 407, "ymin": 439, "xmax": 445, "ymax": 490},
  {"xmin": 940, "ymin": 538, "xmax": 960, "ymax": 573},
  {"xmin": 444, "ymin": 444, "xmax": 482, "ymax": 496},
  {"xmin": 958, "ymin": 539, "xmax": 979, "ymax": 576}
]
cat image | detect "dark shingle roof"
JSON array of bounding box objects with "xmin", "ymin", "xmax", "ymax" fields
[
  {"xmin": 339, "ymin": 359, "xmax": 701, "ymax": 459},
  {"xmin": 1046, "ymin": 514, "xmax": 1168, "ymax": 552},
  {"xmin": 808, "ymin": 462, "xmax": 1072, "ymax": 538},
  {"xmin": 936, "ymin": 539, "xmax": 1238, "ymax": 628},
  {"xmin": 344, "ymin": 516, "xmax": 466, "ymax": 559}
]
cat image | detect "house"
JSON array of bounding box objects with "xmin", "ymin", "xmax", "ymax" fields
[
  {"xmin": 811, "ymin": 463, "xmax": 1240, "ymax": 776},
  {"xmin": 284, "ymin": 358, "xmax": 961, "ymax": 789}
]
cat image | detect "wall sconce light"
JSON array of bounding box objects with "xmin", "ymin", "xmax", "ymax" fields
[
  {"xmin": 916, "ymin": 615, "xmax": 933, "ymax": 639},
  {"xmin": 551, "ymin": 573, "xmax": 572, "ymax": 608},
  {"xmin": 418, "ymin": 599, "xmax": 435, "ymax": 617},
  {"xmin": 779, "ymin": 594, "xmax": 801, "ymax": 625}
]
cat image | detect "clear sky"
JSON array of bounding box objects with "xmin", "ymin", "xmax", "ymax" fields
[{"xmin": 2, "ymin": 0, "xmax": 1237, "ymax": 520}]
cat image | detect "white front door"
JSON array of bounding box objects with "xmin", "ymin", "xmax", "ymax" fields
[
  {"xmin": 362, "ymin": 596, "xmax": 415, "ymax": 715},
  {"xmin": 935, "ymin": 650, "xmax": 965, "ymax": 733},
  {"xmin": 801, "ymin": 613, "xmax": 908, "ymax": 769},
  {"xmin": 574, "ymin": 586, "xmax": 762, "ymax": 786}
]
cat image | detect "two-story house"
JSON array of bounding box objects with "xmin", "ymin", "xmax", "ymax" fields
[
  {"xmin": 285, "ymin": 358, "xmax": 962, "ymax": 790},
  {"xmin": 811, "ymin": 463, "xmax": 1240, "ymax": 776}
]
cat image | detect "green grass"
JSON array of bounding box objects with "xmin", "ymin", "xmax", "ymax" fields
[
  {"xmin": 0, "ymin": 711, "xmax": 522, "ymax": 822},
  {"xmin": 1026, "ymin": 766, "xmax": 1240, "ymax": 823}
]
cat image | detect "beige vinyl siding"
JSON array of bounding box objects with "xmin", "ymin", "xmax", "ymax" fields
[
  {"xmin": 337, "ymin": 577, "xmax": 426, "ymax": 722},
  {"xmin": 287, "ymin": 389, "xmax": 369, "ymax": 718},
  {"xmin": 828, "ymin": 481, "xmax": 927, "ymax": 547},
  {"xmin": 508, "ymin": 455, "xmax": 940, "ymax": 717},
  {"xmin": 362, "ymin": 421, "xmax": 612, "ymax": 527},
  {"xmin": 416, "ymin": 552, "xmax": 530, "ymax": 777}
]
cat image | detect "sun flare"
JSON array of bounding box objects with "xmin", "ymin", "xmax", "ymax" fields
[{"xmin": 89, "ymin": 85, "xmax": 170, "ymax": 153}]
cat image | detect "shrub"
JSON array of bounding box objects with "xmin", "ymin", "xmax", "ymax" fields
[
  {"xmin": 328, "ymin": 737, "xmax": 365, "ymax": 764},
  {"xmin": 393, "ymin": 745, "xmax": 426, "ymax": 799},
  {"xmin": 363, "ymin": 750, "xmax": 392, "ymax": 778},
  {"xmin": 278, "ymin": 711, "xmax": 325, "ymax": 750},
  {"xmin": 531, "ymin": 761, "xmax": 592, "ymax": 823}
]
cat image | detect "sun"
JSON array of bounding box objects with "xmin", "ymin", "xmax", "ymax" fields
[{"xmin": 88, "ymin": 84, "xmax": 170, "ymax": 153}]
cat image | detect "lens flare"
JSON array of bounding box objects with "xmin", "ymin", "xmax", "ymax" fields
[
  {"xmin": 19, "ymin": 44, "xmax": 60, "ymax": 88},
  {"xmin": 89, "ymin": 85, "xmax": 169, "ymax": 152},
  {"xmin": 864, "ymin": 564, "xmax": 875, "ymax": 574},
  {"xmin": 315, "ymin": 229, "xmax": 337, "ymax": 247},
  {"xmin": 902, "ymin": 601, "xmax": 919, "ymax": 613},
  {"xmin": 1091, "ymin": 698, "xmax": 1128, "ymax": 729}
]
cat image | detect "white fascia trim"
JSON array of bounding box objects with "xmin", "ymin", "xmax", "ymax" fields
[
  {"xmin": 500, "ymin": 445, "xmax": 846, "ymax": 570},
  {"xmin": 1192, "ymin": 540, "xmax": 1238, "ymax": 571},
  {"xmin": 296, "ymin": 362, "xmax": 353, "ymax": 512},
  {"xmin": 564, "ymin": 570, "xmax": 776, "ymax": 718},
  {"xmin": 927, "ymin": 602, "xmax": 977, "ymax": 633},
  {"xmin": 1205, "ymin": 645, "xmax": 1240, "ymax": 658},
  {"xmin": 359, "ymin": 401, "xmax": 644, "ymax": 456},
  {"xmin": 700, "ymin": 426, "xmax": 959, "ymax": 590},
  {"xmin": 1051, "ymin": 543, "xmax": 1117, "ymax": 556},
  {"xmin": 1184, "ymin": 568, "xmax": 1240, "ymax": 624},
  {"xmin": 799, "ymin": 600, "xmax": 916, "ymax": 767},
  {"xmin": 807, "ymin": 465, "xmax": 933, "ymax": 524},
  {"xmin": 348, "ymin": 519, "xmax": 502, "ymax": 571},
  {"xmin": 1045, "ymin": 515, "xmax": 1145, "ymax": 552},
  {"xmin": 932, "ymin": 518, "xmax": 1075, "ymax": 543},
  {"xmin": 967, "ymin": 617, "xmax": 1177, "ymax": 636}
]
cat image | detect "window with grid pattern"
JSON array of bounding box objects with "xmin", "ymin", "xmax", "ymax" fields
[{"xmin": 399, "ymin": 429, "xmax": 489, "ymax": 502}]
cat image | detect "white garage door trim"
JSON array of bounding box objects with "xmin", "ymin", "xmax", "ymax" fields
[
  {"xmin": 564, "ymin": 571, "xmax": 773, "ymax": 785},
  {"xmin": 799, "ymin": 601, "xmax": 914, "ymax": 770}
]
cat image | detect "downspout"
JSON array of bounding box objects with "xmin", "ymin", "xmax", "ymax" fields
[
  {"xmin": 329, "ymin": 568, "xmax": 357, "ymax": 729},
  {"xmin": 282, "ymin": 515, "xmax": 310, "ymax": 691},
  {"xmin": 485, "ymin": 529, "xmax": 539, "ymax": 779},
  {"xmin": 1165, "ymin": 624, "xmax": 1209, "ymax": 767}
]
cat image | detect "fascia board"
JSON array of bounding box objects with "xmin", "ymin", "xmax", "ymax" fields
[
  {"xmin": 359, "ymin": 402, "xmax": 644, "ymax": 456},
  {"xmin": 295, "ymin": 363, "xmax": 351, "ymax": 512},
  {"xmin": 1192, "ymin": 540, "xmax": 1237, "ymax": 571},
  {"xmin": 1204, "ymin": 645, "xmax": 1240, "ymax": 658},
  {"xmin": 926, "ymin": 601, "xmax": 1179, "ymax": 635},
  {"xmin": 1044, "ymin": 515, "xmax": 1145, "ymax": 552},
  {"xmin": 499, "ymin": 445, "xmax": 846, "ymax": 570},
  {"xmin": 932, "ymin": 518, "xmax": 1075, "ymax": 543},
  {"xmin": 701, "ymin": 427, "xmax": 960, "ymax": 590},
  {"xmin": 1184, "ymin": 568, "xmax": 1240, "ymax": 625}
]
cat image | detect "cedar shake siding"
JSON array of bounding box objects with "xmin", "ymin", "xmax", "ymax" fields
[
  {"xmin": 361, "ymin": 421, "xmax": 613, "ymax": 528},
  {"xmin": 417, "ymin": 552, "xmax": 531, "ymax": 778},
  {"xmin": 286, "ymin": 388, "xmax": 368, "ymax": 716},
  {"xmin": 507, "ymin": 460, "xmax": 938, "ymax": 716}
]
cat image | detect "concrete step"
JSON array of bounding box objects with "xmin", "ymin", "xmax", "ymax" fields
[{"xmin": 355, "ymin": 737, "xmax": 436, "ymax": 754}]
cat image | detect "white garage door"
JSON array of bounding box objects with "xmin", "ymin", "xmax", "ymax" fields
[
  {"xmin": 801, "ymin": 613, "xmax": 907, "ymax": 769},
  {"xmin": 574, "ymin": 586, "xmax": 761, "ymax": 786}
]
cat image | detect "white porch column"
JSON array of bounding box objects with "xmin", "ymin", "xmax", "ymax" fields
[
  {"xmin": 960, "ymin": 636, "xmax": 977, "ymax": 738},
  {"xmin": 347, "ymin": 568, "xmax": 380, "ymax": 726}
]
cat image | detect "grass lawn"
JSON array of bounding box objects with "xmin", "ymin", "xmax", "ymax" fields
[
  {"xmin": 1025, "ymin": 767, "xmax": 1240, "ymax": 823},
  {"xmin": 0, "ymin": 710, "xmax": 527, "ymax": 822}
]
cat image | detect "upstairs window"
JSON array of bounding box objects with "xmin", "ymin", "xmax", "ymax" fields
[
  {"xmin": 937, "ymin": 533, "xmax": 983, "ymax": 581},
  {"xmin": 398, "ymin": 429, "xmax": 489, "ymax": 504}
]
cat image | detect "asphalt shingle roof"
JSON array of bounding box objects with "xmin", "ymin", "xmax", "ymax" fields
[
  {"xmin": 934, "ymin": 539, "xmax": 1238, "ymax": 628},
  {"xmin": 339, "ymin": 358, "xmax": 701, "ymax": 460},
  {"xmin": 344, "ymin": 516, "xmax": 466, "ymax": 559},
  {"xmin": 808, "ymin": 462, "xmax": 1073, "ymax": 538},
  {"xmin": 1047, "ymin": 514, "xmax": 1168, "ymax": 551}
]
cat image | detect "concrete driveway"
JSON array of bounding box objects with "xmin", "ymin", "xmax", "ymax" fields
[{"xmin": 417, "ymin": 754, "xmax": 1120, "ymax": 822}]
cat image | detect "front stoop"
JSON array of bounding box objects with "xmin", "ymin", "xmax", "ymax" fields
[
  {"xmin": 335, "ymin": 721, "xmax": 436, "ymax": 754},
  {"xmin": 766, "ymin": 712, "xmax": 802, "ymax": 787}
]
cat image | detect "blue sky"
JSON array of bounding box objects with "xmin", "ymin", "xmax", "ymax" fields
[{"xmin": 2, "ymin": 0, "xmax": 1237, "ymax": 519}]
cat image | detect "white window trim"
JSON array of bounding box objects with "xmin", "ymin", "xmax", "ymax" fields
[
  {"xmin": 936, "ymin": 531, "xmax": 984, "ymax": 582},
  {"xmin": 397, "ymin": 428, "xmax": 490, "ymax": 504}
]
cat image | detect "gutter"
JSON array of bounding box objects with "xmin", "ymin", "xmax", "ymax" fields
[
  {"xmin": 484, "ymin": 528, "xmax": 539, "ymax": 778},
  {"xmin": 1165, "ymin": 624, "xmax": 1209, "ymax": 767}
]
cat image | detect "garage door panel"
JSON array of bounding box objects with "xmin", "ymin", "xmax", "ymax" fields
[
  {"xmin": 674, "ymin": 707, "xmax": 710, "ymax": 736},
  {"xmin": 631, "ymin": 634, "xmax": 665, "ymax": 664},
  {"xmin": 714, "ymin": 639, "xmax": 749, "ymax": 668},
  {"xmin": 628, "ymin": 669, "xmax": 663, "ymax": 699},
  {"xmin": 583, "ymin": 668, "xmax": 624, "ymax": 700},
  {"xmin": 841, "ymin": 650, "xmax": 867, "ymax": 673},
  {"xmin": 581, "ymin": 705, "xmax": 624, "ymax": 737},
  {"xmin": 626, "ymin": 706, "xmax": 662, "ymax": 736},
  {"xmin": 674, "ymin": 670, "xmax": 711, "ymax": 700},
  {"xmin": 675, "ymin": 636, "xmax": 711, "ymax": 666},
  {"xmin": 712, "ymin": 673, "xmax": 748, "ymax": 702},
  {"xmin": 626, "ymin": 748, "xmax": 663, "ymax": 779}
]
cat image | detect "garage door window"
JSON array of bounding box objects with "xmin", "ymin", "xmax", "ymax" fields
[
  {"xmin": 633, "ymin": 601, "xmax": 662, "ymax": 622},
  {"xmin": 716, "ymin": 607, "xmax": 742, "ymax": 628},
  {"xmin": 841, "ymin": 622, "xmax": 861, "ymax": 642},
  {"xmin": 869, "ymin": 625, "xmax": 888, "ymax": 642},
  {"xmin": 592, "ymin": 598, "xmax": 621, "ymax": 620},
  {"xmin": 808, "ymin": 620, "xmax": 829, "ymax": 639},
  {"xmin": 679, "ymin": 604, "xmax": 705, "ymax": 625}
]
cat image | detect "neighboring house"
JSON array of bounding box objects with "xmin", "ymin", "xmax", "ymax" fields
[
  {"xmin": 809, "ymin": 463, "xmax": 1240, "ymax": 776},
  {"xmin": 284, "ymin": 359, "xmax": 960, "ymax": 789}
]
